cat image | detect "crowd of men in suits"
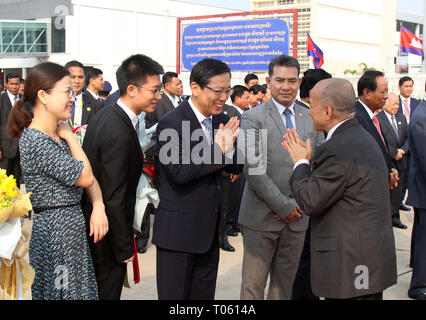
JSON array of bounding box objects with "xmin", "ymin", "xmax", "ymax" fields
[{"xmin": 1, "ymin": 54, "xmax": 425, "ymax": 301}]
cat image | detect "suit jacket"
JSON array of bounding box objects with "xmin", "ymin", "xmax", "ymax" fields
[
  {"xmin": 145, "ymin": 92, "xmax": 176, "ymax": 129},
  {"xmin": 238, "ymin": 99, "xmax": 324, "ymax": 232},
  {"xmin": 290, "ymin": 118, "xmax": 397, "ymax": 299},
  {"xmin": 82, "ymin": 90, "xmax": 104, "ymax": 122},
  {"xmin": 355, "ymin": 100, "xmax": 391, "ymax": 171},
  {"xmin": 81, "ymin": 104, "xmax": 143, "ymax": 263},
  {"xmin": 406, "ymin": 101, "xmax": 426, "ymax": 209},
  {"xmin": 151, "ymin": 99, "xmax": 243, "ymax": 254},
  {"xmin": 398, "ymin": 96, "xmax": 420, "ymax": 121},
  {"xmin": 0, "ymin": 92, "xmax": 19, "ymax": 158},
  {"xmin": 377, "ymin": 110, "xmax": 409, "ymax": 172}
]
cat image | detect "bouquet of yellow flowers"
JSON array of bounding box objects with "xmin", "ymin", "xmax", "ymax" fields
[{"xmin": 0, "ymin": 169, "xmax": 34, "ymax": 300}]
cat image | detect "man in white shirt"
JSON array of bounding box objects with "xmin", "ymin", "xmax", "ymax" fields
[
  {"xmin": 0, "ymin": 73, "xmax": 21, "ymax": 185},
  {"xmin": 398, "ymin": 76, "xmax": 420, "ymax": 211},
  {"xmin": 84, "ymin": 67, "xmax": 105, "ymax": 111}
]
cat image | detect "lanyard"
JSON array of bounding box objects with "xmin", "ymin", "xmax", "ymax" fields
[{"xmin": 69, "ymin": 96, "xmax": 83, "ymax": 128}]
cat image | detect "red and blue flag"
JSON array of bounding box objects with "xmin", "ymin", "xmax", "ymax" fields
[
  {"xmin": 307, "ymin": 33, "xmax": 324, "ymax": 69},
  {"xmin": 400, "ymin": 25, "xmax": 424, "ymax": 60}
]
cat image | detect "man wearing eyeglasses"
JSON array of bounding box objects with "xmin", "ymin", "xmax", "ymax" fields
[
  {"xmin": 81, "ymin": 54, "xmax": 164, "ymax": 300},
  {"xmin": 152, "ymin": 58, "xmax": 242, "ymax": 300},
  {"xmin": 238, "ymin": 55, "xmax": 325, "ymax": 300},
  {"xmin": 145, "ymin": 71, "xmax": 181, "ymax": 129},
  {"xmin": 0, "ymin": 72, "xmax": 22, "ymax": 186}
]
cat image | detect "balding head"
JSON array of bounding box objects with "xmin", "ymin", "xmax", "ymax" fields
[
  {"xmin": 309, "ymin": 78, "xmax": 356, "ymax": 132},
  {"xmin": 383, "ymin": 92, "xmax": 399, "ymax": 115}
]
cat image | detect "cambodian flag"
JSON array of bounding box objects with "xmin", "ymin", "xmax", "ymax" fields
[
  {"xmin": 307, "ymin": 33, "xmax": 324, "ymax": 69},
  {"xmin": 400, "ymin": 25, "xmax": 424, "ymax": 60}
]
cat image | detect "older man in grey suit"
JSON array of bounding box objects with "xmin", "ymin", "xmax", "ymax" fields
[
  {"xmin": 238, "ymin": 55, "xmax": 324, "ymax": 300},
  {"xmin": 283, "ymin": 78, "xmax": 397, "ymax": 299}
]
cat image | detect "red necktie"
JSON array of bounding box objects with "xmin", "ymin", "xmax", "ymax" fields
[
  {"xmin": 132, "ymin": 236, "xmax": 140, "ymax": 284},
  {"xmin": 402, "ymin": 98, "xmax": 410, "ymax": 120},
  {"xmin": 372, "ymin": 115, "xmax": 388, "ymax": 153}
]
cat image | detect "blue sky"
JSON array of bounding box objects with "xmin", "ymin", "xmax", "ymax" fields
[{"xmin": 177, "ymin": 0, "xmax": 424, "ymax": 15}]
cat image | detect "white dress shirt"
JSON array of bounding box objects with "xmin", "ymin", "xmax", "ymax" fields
[
  {"xmin": 7, "ymin": 90, "xmax": 19, "ymax": 106},
  {"xmin": 164, "ymin": 91, "xmax": 180, "ymax": 108},
  {"xmin": 117, "ymin": 99, "xmax": 139, "ymax": 130},
  {"xmin": 293, "ymin": 118, "xmax": 352, "ymax": 170},
  {"xmin": 72, "ymin": 92, "xmax": 84, "ymax": 127},
  {"xmin": 271, "ymin": 97, "xmax": 296, "ymax": 129}
]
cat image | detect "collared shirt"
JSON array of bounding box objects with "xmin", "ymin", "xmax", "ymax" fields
[
  {"xmin": 72, "ymin": 92, "xmax": 84, "ymax": 127},
  {"xmin": 86, "ymin": 88, "xmax": 99, "ymax": 100},
  {"xmin": 383, "ymin": 110, "xmax": 399, "ymax": 134},
  {"xmin": 188, "ymin": 97, "xmax": 212, "ymax": 136},
  {"xmin": 7, "ymin": 90, "xmax": 19, "ymax": 107},
  {"xmin": 117, "ymin": 98, "xmax": 139, "ymax": 130},
  {"xmin": 164, "ymin": 91, "xmax": 179, "ymax": 108},
  {"xmin": 358, "ymin": 99, "xmax": 375, "ymax": 120},
  {"xmin": 271, "ymin": 97, "xmax": 296, "ymax": 129},
  {"xmin": 399, "ymin": 95, "xmax": 412, "ymax": 123},
  {"xmin": 232, "ymin": 104, "xmax": 244, "ymax": 115},
  {"xmin": 294, "ymin": 118, "xmax": 352, "ymax": 170}
]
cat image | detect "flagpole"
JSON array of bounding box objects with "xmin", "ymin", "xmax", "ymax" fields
[{"xmin": 422, "ymin": 4, "xmax": 426, "ymax": 73}]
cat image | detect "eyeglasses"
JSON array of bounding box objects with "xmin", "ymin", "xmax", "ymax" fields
[
  {"xmin": 205, "ymin": 85, "xmax": 233, "ymax": 97},
  {"xmin": 140, "ymin": 86, "xmax": 162, "ymax": 96},
  {"xmin": 45, "ymin": 88, "xmax": 76, "ymax": 99}
]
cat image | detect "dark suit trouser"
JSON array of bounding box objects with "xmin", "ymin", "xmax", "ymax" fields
[
  {"xmin": 400, "ymin": 153, "xmax": 410, "ymax": 203},
  {"xmin": 390, "ymin": 178, "xmax": 404, "ymax": 223},
  {"xmin": 0, "ymin": 153, "xmax": 21, "ymax": 187},
  {"xmin": 291, "ymin": 222, "xmax": 319, "ymax": 300},
  {"xmin": 134, "ymin": 204, "xmax": 152, "ymax": 250},
  {"xmin": 225, "ymin": 176, "xmax": 245, "ymax": 232},
  {"xmin": 219, "ymin": 176, "xmax": 230, "ymax": 247},
  {"xmin": 409, "ymin": 208, "xmax": 426, "ymax": 295},
  {"xmin": 92, "ymin": 253, "xmax": 127, "ymax": 300},
  {"xmin": 156, "ymin": 232, "xmax": 220, "ymax": 300}
]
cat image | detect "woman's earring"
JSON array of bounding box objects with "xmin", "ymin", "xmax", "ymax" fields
[{"xmin": 43, "ymin": 104, "xmax": 47, "ymax": 110}]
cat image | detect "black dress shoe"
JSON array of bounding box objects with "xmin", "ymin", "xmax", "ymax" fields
[
  {"xmin": 392, "ymin": 221, "xmax": 408, "ymax": 229},
  {"xmin": 221, "ymin": 243, "xmax": 235, "ymax": 252},
  {"xmin": 399, "ymin": 204, "xmax": 411, "ymax": 211},
  {"xmin": 226, "ymin": 229, "xmax": 238, "ymax": 237},
  {"xmin": 137, "ymin": 246, "xmax": 147, "ymax": 254},
  {"xmin": 408, "ymin": 292, "xmax": 426, "ymax": 300}
]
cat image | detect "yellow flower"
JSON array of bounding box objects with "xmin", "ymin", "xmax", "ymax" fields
[{"xmin": 0, "ymin": 174, "xmax": 17, "ymax": 199}]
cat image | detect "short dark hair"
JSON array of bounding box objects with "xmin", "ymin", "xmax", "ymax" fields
[
  {"xmin": 85, "ymin": 67, "xmax": 103, "ymax": 86},
  {"xmin": 300, "ymin": 68, "xmax": 332, "ymax": 99},
  {"xmin": 268, "ymin": 55, "xmax": 300, "ymax": 77},
  {"xmin": 230, "ymin": 85, "xmax": 249, "ymax": 103},
  {"xmin": 399, "ymin": 76, "xmax": 413, "ymax": 87},
  {"xmin": 190, "ymin": 58, "xmax": 231, "ymax": 89},
  {"xmin": 162, "ymin": 72, "xmax": 178, "ymax": 86},
  {"xmin": 6, "ymin": 73, "xmax": 20, "ymax": 82},
  {"xmin": 116, "ymin": 54, "xmax": 164, "ymax": 96},
  {"xmin": 357, "ymin": 70, "xmax": 384, "ymax": 97},
  {"xmin": 249, "ymin": 84, "xmax": 266, "ymax": 95},
  {"xmin": 64, "ymin": 60, "xmax": 84, "ymax": 70},
  {"xmin": 244, "ymin": 73, "xmax": 258, "ymax": 85}
]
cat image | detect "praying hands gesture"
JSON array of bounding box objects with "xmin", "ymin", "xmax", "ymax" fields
[
  {"xmin": 282, "ymin": 128, "xmax": 312, "ymax": 164},
  {"xmin": 214, "ymin": 116, "xmax": 240, "ymax": 154}
]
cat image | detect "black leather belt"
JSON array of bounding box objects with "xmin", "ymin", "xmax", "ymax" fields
[{"xmin": 33, "ymin": 203, "xmax": 80, "ymax": 214}]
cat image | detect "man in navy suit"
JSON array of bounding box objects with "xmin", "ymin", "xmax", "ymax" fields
[
  {"xmin": 152, "ymin": 59, "xmax": 242, "ymax": 300},
  {"xmin": 406, "ymin": 100, "xmax": 426, "ymax": 300},
  {"xmin": 398, "ymin": 76, "xmax": 421, "ymax": 211}
]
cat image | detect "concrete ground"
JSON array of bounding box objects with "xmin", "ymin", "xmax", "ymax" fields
[{"xmin": 13, "ymin": 206, "xmax": 415, "ymax": 300}]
